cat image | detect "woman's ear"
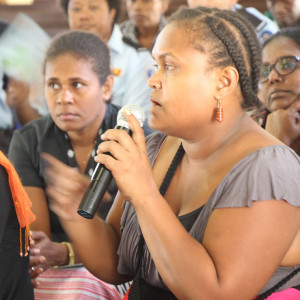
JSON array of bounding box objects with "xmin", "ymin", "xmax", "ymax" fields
[
  {"xmin": 215, "ymin": 66, "xmax": 239, "ymax": 98},
  {"xmin": 109, "ymin": 8, "xmax": 117, "ymax": 24},
  {"xmin": 102, "ymin": 75, "xmax": 114, "ymax": 102}
]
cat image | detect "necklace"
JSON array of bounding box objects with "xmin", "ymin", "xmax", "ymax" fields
[
  {"xmin": 64, "ymin": 126, "xmax": 104, "ymax": 176},
  {"xmin": 82, "ymin": 141, "xmax": 96, "ymax": 166}
]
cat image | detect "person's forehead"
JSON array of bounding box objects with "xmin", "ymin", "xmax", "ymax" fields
[
  {"xmin": 267, "ymin": 0, "xmax": 294, "ymax": 4},
  {"xmin": 188, "ymin": 0, "xmax": 237, "ymax": 9},
  {"xmin": 70, "ymin": 0, "xmax": 107, "ymax": 5}
]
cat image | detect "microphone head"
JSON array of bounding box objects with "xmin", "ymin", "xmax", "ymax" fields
[{"xmin": 117, "ymin": 104, "xmax": 145, "ymax": 129}]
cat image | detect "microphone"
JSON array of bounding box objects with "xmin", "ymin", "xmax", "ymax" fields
[{"xmin": 77, "ymin": 104, "xmax": 145, "ymax": 219}]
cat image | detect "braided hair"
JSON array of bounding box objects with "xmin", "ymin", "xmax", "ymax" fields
[{"xmin": 168, "ymin": 6, "xmax": 263, "ymax": 110}]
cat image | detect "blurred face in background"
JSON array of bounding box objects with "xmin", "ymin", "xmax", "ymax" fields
[
  {"xmin": 187, "ymin": 0, "xmax": 237, "ymax": 10},
  {"xmin": 126, "ymin": 0, "xmax": 169, "ymax": 29},
  {"xmin": 266, "ymin": 0, "xmax": 299, "ymax": 28},
  {"xmin": 68, "ymin": 0, "xmax": 116, "ymax": 42},
  {"xmin": 259, "ymin": 36, "xmax": 300, "ymax": 112}
]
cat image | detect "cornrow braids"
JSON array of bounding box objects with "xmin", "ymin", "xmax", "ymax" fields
[
  {"xmin": 217, "ymin": 11, "xmax": 262, "ymax": 95},
  {"xmin": 168, "ymin": 7, "xmax": 263, "ymax": 110},
  {"xmin": 206, "ymin": 13, "xmax": 262, "ymax": 109}
]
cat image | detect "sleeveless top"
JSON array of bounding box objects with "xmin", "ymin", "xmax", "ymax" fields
[{"xmin": 117, "ymin": 132, "xmax": 300, "ymax": 294}]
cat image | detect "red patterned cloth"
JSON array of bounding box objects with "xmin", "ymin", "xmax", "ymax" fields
[{"xmin": 123, "ymin": 286, "xmax": 130, "ymax": 300}]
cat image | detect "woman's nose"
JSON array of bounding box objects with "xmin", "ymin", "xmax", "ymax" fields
[
  {"xmin": 56, "ymin": 88, "xmax": 74, "ymax": 104},
  {"xmin": 268, "ymin": 68, "xmax": 283, "ymax": 84},
  {"xmin": 147, "ymin": 71, "xmax": 162, "ymax": 90}
]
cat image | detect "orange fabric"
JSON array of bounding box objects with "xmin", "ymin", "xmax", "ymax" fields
[{"xmin": 0, "ymin": 151, "xmax": 36, "ymax": 255}]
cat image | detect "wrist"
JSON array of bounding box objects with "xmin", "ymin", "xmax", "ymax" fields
[
  {"xmin": 54, "ymin": 241, "xmax": 75, "ymax": 267},
  {"xmin": 61, "ymin": 242, "xmax": 75, "ymax": 266}
]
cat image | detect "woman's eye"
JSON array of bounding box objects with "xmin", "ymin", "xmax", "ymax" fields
[
  {"xmin": 89, "ymin": 5, "xmax": 99, "ymax": 10},
  {"xmin": 49, "ymin": 82, "xmax": 59, "ymax": 90},
  {"xmin": 71, "ymin": 6, "xmax": 81, "ymax": 12},
  {"xmin": 73, "ymin": 82, "xmax": 83, "ymax": 88},
  {"xmin": 281, "ymin": 62, "xmax": 293, "ymax": 70},
  {"xmin": 153, "ymin": 63, "xmax": 174, "ymax": 71},
  {"xmin": 165, "ymin": 64, "xmax": 174, "ymax": 71}
]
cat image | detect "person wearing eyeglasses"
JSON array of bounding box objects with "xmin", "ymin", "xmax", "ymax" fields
[{"xmin": 259, "ymin": 28, "xmax": 300, "ymax": 155}]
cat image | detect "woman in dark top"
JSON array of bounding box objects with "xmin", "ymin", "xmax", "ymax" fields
[
  {"xmin": 8, "ymin": 30, "xmax": 117, "ymax": 276},
  {"xmin": 8, "ymin": 29, "xmax": 151, "ymax": 298},
  {"xmin": 0, "ymin": 151, "xmax": 35, "ymax": 300}
]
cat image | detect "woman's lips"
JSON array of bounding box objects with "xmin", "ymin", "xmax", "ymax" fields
[
  {"xmin": 79, "ymin": 24, "xmax": 94, "ymax": 31},
  {"xmin": 269, "ymin": 90, "xmax": 292, "ymax": 101},
  {"xmin": 132, "ymin": 14, "xmax": 147, "ymax": 22},
  {"xmin": 57, "ymin": 113, "xmax": 78, "ymax": 121},
  {"xmin": 150, "ymin": 98, "xmax": 161, "ymax": 106}
]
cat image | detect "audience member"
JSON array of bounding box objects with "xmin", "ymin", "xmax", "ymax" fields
[
  {"xmin": 187, "ymin": 0, "xmax": 278, "ymax": 43},
  {"xmin": 120, "ymin": 0, "xmax": 169, "ymax": 51},
  {"xmin": 266, "ymin": 0, "xmax": 300, "ymax": 28},
  {"xmin": 120, "ymin": 0, "xmax": 169, "ymax": 111},
  {"xmin": 60, "ymin": 0, "xmax": 152, "ymax": 116},
  {"xmin": 8, "ymin": 30, "xmax": 141, "ymax": 299},
  {"xmin": 0, "ymin": 150, "xmax": 35, "ymax": 300},
  {"xmin": 41, "ymin": 7, "xmax": 300, "ymax": 300},
  {"xmin": 0, "ymin": 17, "xmax": 48, "ymax": 154},
  {"xmin": 259, "ymin": 28, "xmax": 300, "ymax": 155}
]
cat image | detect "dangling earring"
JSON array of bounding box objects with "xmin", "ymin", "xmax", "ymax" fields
[{"xmin": 215, "ymin": 98, "xmax": 223, "ymax": 122}]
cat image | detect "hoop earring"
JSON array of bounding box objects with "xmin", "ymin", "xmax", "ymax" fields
[{"xmin": 215, "ymin": 98, "xmax": 223, "ymax": 122}]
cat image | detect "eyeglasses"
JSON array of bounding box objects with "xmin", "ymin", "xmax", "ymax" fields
[{"xmin": 260, "ymin": 56, "xmax": 300, "ymax": 83}]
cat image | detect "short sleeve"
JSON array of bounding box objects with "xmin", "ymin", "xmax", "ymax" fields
[
  {"xmin": 216, "ymin": 145, "xmax": 300, "ymax": 208},
  {"xmin": 8, "ymin": 128, "xmax": 43, "ymax": 188}
]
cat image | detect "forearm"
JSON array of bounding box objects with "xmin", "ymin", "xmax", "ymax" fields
[{"xmin": 60, "ymin": 216, "xmax": 128, "ymax": 284}]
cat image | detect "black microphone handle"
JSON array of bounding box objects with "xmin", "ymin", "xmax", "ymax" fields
[{"xmin": 77, "ymin": 126, "xmax": 131, "ymax": 219}]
